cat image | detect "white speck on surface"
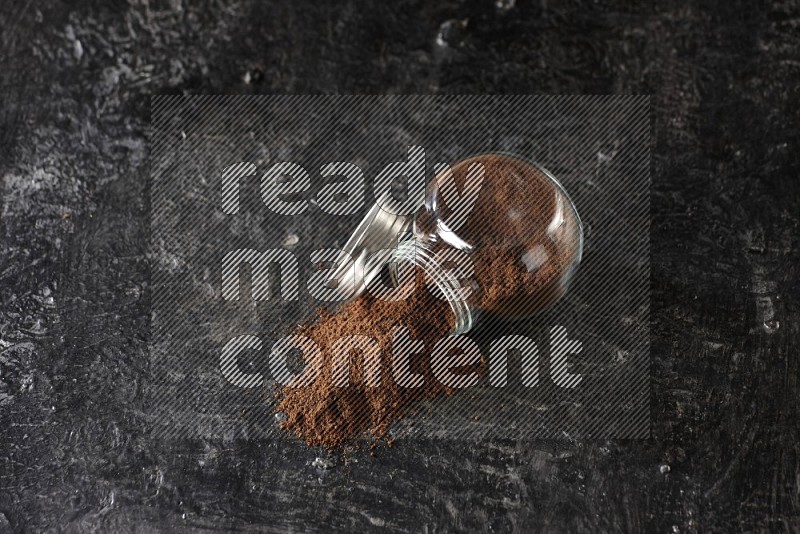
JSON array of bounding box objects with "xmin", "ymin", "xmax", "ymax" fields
[
  {"xmin": 597, "ymin": 151, "xmax": 613, "ymax": 163},
  {"xmin": 751, "ymin": 264, "xmax": 780, "ymax": 334},
  {"xmin": 361, "ymin": 512, "xmax": 387, "ymax": 527},
  {"xmin": 283, "ymin": 233, "xmax": 300, "ymax": 247},
  {"xmin": 312, "ymin": 457, "xmax": 334, "ymax": 470},
  {"xmin": 73, "ymin": 39, "xmax": 83, "ymax": 60},
  {"xmin": 436, "ymin": 18, "xmax": 468, "ymax": 48},
  {"xmin": 495, "ymin": 0, "xmax": 516, "ymax": 11},
  {"xmin": 755, "ymin": 295, "xmax": 777, "ymax": 333},
  {"xmin": 660, "ymin": 464, "xmax": 671, "ymax": 474}
]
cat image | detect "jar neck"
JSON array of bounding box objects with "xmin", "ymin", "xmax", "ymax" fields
[{"xmin": 392, "ymin": 236, "xmax": 474, "ymax": 335}]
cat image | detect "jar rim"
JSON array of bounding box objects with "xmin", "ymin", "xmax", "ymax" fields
[{"xmin": 325, "ymin": 190, "xmax": 418, "ymax": 299}]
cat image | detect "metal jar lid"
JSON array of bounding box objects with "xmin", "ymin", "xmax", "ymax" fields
[{"xmin": 325, "ymin": 191, "xmax": 419, "ymax": 299}]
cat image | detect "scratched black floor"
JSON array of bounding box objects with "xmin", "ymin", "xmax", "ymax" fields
[{"xmin": 0, "ymin": 0, "xmax": 798, "ymax": 531}]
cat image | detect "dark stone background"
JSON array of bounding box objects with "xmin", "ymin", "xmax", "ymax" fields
[{"xmin": 1, "ymin": 0, "xmax": 798, "ymax": 531}]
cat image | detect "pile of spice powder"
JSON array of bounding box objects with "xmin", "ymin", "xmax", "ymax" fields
[{"xmin": 275, "ymin": 278, "xmax": 456, "ymax": 448}]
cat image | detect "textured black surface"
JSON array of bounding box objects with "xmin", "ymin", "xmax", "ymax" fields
[{"xmin": 1, "ymin": 0, "xmax": 799, "ymax": 531}]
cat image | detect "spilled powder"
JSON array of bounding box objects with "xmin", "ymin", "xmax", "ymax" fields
[
  {"xmin": 275, "ymin": 154, "xmax": 577, "ymax": 448},
  {"xmin": 276, "ymin": 279, "xmax": 457, "ymax": 448}
]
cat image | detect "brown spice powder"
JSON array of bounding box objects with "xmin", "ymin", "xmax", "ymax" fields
[
  {"xmin": 275, "ymin": 154, "xmax": 576, "ymax": 448},
  {"xmin": 276, "ymin": 279, "xmax": 456, "ymax": 448},
  {"xmin": 447, "ymin": 154, "xmax": 573, "ymax": 318}
]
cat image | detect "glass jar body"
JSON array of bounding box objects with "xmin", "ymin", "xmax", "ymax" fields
[{"xmin": 396, "ymin": 153, "xmax": 583, "ymax": 334}]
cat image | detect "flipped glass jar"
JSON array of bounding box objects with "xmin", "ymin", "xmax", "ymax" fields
[{"xmin": 328, "ymin": 153, "xmax": 583, "ymax": 334}]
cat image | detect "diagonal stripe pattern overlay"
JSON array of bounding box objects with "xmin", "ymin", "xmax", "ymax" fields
[{"xmin": 150, "ymin": 95, "xmax": 650, "ymax": 442}]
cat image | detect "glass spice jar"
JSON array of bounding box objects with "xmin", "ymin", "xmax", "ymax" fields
[{"xmin": 328, "ymin": 153, "xmax": 583, "ymax": 334}]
